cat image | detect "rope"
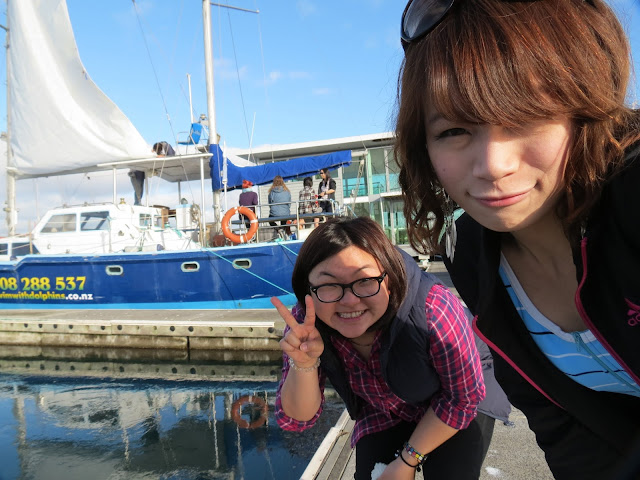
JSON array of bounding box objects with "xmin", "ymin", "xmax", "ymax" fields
[
  {"xmin": 131, "ymin": 0, "xmax": 198, "ymax": 205},
  {"xmin": 255, "ymin": 1, "xmax": 272, "ymax": 163},
  {"xmin": 226, "ymin": 11, "xmax": 252, "ymax": 147},
  {"xmin": 131, "ymin": 1, "xmax": 178, "ymax": 143},
  {"xmin": 206, "ymin": 246, "xmax": 297, "ymax": 295}
]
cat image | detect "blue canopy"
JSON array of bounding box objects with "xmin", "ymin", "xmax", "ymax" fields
[{"xmin": 209, "ymin": 144, "xmax": 352, "ymax": 191}]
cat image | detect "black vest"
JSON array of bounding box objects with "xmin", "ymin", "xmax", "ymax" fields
[{"xmin": 319, "ymin": 250, "xmax": 441, "ymax": 420}]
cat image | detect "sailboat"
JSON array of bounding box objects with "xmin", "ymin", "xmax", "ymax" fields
[{"xmin": 0, "ymin": 0, "xmax": 351, "ymax": 310}]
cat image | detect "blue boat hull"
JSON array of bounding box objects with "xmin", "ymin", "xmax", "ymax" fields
[{"xmin": 0, "ymin": 241, "xmax": 303, "ymax": 309}]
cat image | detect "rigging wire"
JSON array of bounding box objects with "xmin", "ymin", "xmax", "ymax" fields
[
  {"xmin": 226, "ymin": 10, "xmax": 252, "ymax": 150},
  {"xmin": 254, "ymin": 0, "xmax": 275, "ymax": 164},
  {"xmin": 131, "ymin": 1, "xmax": 177, "ymax": 143},
  {"xmin": 131, "ymin": 0, "xmax": 200, "ymax": 204}
]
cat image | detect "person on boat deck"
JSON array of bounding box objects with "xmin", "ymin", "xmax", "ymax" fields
[
  {"xmin": 128, "ymin": 169, "xmax": 145, "ymax": 206},
  {"xmin": 272, "ymin": 217, "xmax": 510, "ymax": 480},
  {"xmin": 152, "ymin": 141, "xmax": 175, "ymax": 157},
  {"xmin": 318, "ymin": 168, "xmax": 336, "ymax": 213},
  {"xmin": 238, "ymin": 179, "xmax": 258, "ymax": 229},
  {"xmin": 267, "ymin": 176, "xmax": 291, "ymax": 235},
  {"xmin": 394, "ymin": 0, "xmax": 640, "ymax": 478},
  {"xmin": 296, "ymin": 176, "xmax": 320, "ymax": 229}
]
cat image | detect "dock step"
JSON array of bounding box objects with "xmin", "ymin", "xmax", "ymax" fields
[{"xmin": 301, "ymin": 409, "xmax": 355, "ymax": 480}]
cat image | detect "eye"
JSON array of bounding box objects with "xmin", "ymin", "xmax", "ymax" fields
[{"xmin": 435, "ymin": 127, "xmax": 468, "ymax": 140}]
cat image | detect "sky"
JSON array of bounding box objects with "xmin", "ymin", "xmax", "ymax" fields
[{"xmin": 0, "ymin": 0, "xmax": 639, "ymax": 236}]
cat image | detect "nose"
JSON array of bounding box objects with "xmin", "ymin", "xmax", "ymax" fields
[
  {"xmin": 472, "ymin": 127, "xmax": 519, "ymax": 181},
  {"xmin": 338, "ymin": 287, "xmax": 360, "ymax": 305}
]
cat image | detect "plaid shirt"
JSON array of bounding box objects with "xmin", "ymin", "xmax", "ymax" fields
[
  {"xmin": 275, "ymin": 284, "xmax": 485, "ymax": 447},
  {"xmin": 298, "ymin": 186, "xmax": 317, "ymax": 215}
]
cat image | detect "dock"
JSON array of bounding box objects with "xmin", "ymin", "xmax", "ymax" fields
[{"xmin": 0, "ymin": 308, "xmax": 286, "ymax": 351}]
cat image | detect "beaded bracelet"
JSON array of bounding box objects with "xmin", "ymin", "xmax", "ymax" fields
[
  {"xmin": 288, "ymin": 356, "xmax": 320, "ymax": 372},
  {"xmin": 403, "ymin": 441, "xmax": 428, "ymax": 464}
]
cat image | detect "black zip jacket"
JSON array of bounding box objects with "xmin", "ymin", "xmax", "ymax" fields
[{"xmin": 445, "ymin": 144, "xmax": 640, "ymax": 480}]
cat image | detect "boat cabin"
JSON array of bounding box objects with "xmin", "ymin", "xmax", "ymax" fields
[{"xmin": 29, "ymin": 203, "xmax": 201, "ymax": 255}]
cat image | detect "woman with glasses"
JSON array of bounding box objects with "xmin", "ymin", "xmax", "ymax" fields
[
  {"xmin": 395, "ymin": 0, "xmax": 640, "ymax": 478},
  {"xmin": 272, "ymin": 217, "xmax": 507, "ymax": 479}
]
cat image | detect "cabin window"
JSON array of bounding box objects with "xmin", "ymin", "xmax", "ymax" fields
[
  {"xmin": 12, "ymin": 242, "xmax": 38, "ymax": 256},
  {"xmin": 40, "ymin": 214, "xmax": 77, "ymax": 233},
  {"xmin": 80, "ymin": 211, "xmax": 109, "ymax": 231},
  {"xmin": 0, "ymin": 243, "xmax": 7, "ymax": 255},
  {"xmin": 140, "ymin": 214, "xmax": 152, "ymax": 228}
]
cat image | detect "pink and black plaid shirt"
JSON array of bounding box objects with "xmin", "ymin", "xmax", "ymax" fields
[{"xmin": 275, "ymin": 284, "xmax": 485, "ymax": 447}]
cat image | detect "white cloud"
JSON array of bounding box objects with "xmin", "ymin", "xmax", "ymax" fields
[
  {"xmin": 214, "ymin": 57, "xmax": 249, "ymax": 80},
  {"xmin": 296, "ymin": 0, "xmax": 317, "ymax": 17},
  {"xmin": 288, "ymin": 71, "xmax": 312, "ymax": 80},
  {"xmin": 268, "ymin": 71, "xmax": 283, "ymax": 83},
  {"xmin": 312, "ymin": 87, "xmax": 331, "ymax": 96}
]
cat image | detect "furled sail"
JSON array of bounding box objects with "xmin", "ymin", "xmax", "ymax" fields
[{"xmin": 8, "ymin": 0, "xmax": 151, "ymax": 177}]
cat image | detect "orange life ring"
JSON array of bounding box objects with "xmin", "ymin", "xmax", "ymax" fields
[
  {"xmin": 231, "ymin": 395, "xmax": 268, "ymax": 429},
  {"xmin": 221, "ymin": 206, "xmax": 258, "ymax": 244}
]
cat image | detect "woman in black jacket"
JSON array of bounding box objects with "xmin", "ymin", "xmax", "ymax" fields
[{"xmin": 394, "ymin": 0, "xmax": 640, "ymax": 478}]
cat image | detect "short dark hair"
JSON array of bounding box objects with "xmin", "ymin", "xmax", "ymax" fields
[
  {"xmin": 303, "ymin": 176, "xmax": 313, "ymax": 187},
  {"xmin": 291, "ymin": 216, "xmax": 407, "ymax": 331}
]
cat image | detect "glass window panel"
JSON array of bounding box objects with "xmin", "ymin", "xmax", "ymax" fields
[
  {"xmin": 80, "ymin": 211, "xmax": 109, "ymax": 231},
  {"xmin": 140, "ymin": 214, "xmax": 152, "ymax": 227},
  {"xmin": 40, "ymin": 214, "xmax": 76, "ymax": 233},
  {"xmin": 386, "ymin": 148, "xmax": 401, "ymax": 192},
  {"xmin": 342, "ymin": 158, "xmax": 367, "ymax": 198},
  {"xmin": 370, "ymin": 149, "xmax": 387, "ymax": 194}
]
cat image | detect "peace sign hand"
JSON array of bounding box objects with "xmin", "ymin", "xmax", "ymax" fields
[{"xmin": 271, "ymin": 295, "xmax": 324, "ymax": 368}]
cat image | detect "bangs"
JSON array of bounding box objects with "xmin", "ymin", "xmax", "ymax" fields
[{"xmin": 416, "ymin": 1, "xmax": 587, "ymax": 127}]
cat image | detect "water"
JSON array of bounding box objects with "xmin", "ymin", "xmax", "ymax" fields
[{"xmin": 0, "ymin": 353, "xmax": 345, "ymax": 480}]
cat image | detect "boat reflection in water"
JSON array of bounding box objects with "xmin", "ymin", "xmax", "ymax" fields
[{"xmin": 0, "ymin": 347, "xmax": 345, "ymax": 480}]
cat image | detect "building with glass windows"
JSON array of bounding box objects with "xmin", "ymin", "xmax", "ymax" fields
[{"xmin": 232, "ymin": 132, "xmax": 424, "ymax": 256}]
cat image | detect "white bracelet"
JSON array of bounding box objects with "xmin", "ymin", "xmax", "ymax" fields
[{"xmin": 288, "ymin": 356, "xmax": 321, "ymax": 372}]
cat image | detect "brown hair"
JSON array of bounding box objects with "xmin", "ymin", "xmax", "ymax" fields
[
  {"xmin": 395, "ymin": 0, "xmax": 640, "ymax": 253},
  {"xmin": 291, "ymin": 216, "xmax": 407, "ymax": 331},
  {"xmin": 268, "ymin": 175, "xmax": 290, "ymax": 193}
]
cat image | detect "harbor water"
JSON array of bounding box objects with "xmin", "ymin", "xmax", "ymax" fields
[{"xmin": 0, "ymin": 352, "xmax": 345, "ymax": 480}]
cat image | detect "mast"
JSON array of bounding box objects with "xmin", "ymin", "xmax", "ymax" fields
[
  {"xmin": 2, "ymin": 12, "xmax": 16, "ymax": 236},
  {"xmin": 202, "ymin": 0, "xmax": 220, "ymax": 234}
]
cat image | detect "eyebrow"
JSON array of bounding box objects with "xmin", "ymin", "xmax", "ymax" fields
[
  {"xmin": 426, "ymin": 112, "xmax": 444, "ymax": 126},
  {"xmin": 312, "ymin": 266, "xmax": 377, "ymax": 281}
]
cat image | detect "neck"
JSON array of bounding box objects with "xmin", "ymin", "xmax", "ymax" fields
[
  {"xmin": 349, "ymin": 331, "xmax": 376, "ymax": 347},
  {"xmin": 504, "ymin": 214, "xmax": 573, "ymax": 273},
  {"xmin": 350, "ymin": 339, "xmax": 373, "ymax": 347}
]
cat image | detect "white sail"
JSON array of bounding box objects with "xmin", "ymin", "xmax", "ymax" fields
[{"xmin": 8, "ymin": 0, "xmax": 151, "ymax": 177}]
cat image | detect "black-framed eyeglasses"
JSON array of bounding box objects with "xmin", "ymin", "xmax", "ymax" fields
[
  {"xmin": 309, "ymin": 272, "xmax": 387, "ymax": 303},
  {"xmin": 400, "ymin": 0, "xmax": 594, "ymax": 51}
]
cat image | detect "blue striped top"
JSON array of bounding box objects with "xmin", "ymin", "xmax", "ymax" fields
[{"xmin": 499, "ymin": 254, "xmax": 640, "ymax": 398}]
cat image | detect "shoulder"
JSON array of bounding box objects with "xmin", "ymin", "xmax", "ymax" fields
[
  {"xmin": 599, "ymin": 142, "xmax": 640, "ymax": 232},
  {"xmin": 425, "ymin": 283, "xmax": 467, "ymax": 326}
]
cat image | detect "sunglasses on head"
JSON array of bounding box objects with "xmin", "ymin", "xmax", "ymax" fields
[{"xmin": 400, "ymin": 0, "xmax": 595, "ymax": 51}]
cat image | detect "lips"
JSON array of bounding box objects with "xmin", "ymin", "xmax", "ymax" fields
[{"xmin": 474, "ymin": 190, "xmax": 529, "ymax": 208}]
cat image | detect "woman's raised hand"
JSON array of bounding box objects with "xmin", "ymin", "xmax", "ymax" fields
[{"xmin": 271, "ymin": 295, "xmax": 324, "ymax": 368}]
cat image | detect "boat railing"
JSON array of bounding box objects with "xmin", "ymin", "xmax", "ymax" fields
[{"xmin": 229, "ymin": 199, "xmax": 343, "ymax": 243}]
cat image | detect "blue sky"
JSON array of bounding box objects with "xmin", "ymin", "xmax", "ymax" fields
[
  {"xmin": 0, "ymin": 0, "xmax": 639, "ymax": 235},
  {"xmin": 66, "ymin": 0, "xmax": 640, "ymax": 149},
  {"xmin": 61, "ymin": 0, "xmax": 407, "ymax": 150}
]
